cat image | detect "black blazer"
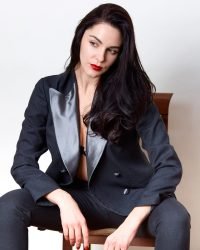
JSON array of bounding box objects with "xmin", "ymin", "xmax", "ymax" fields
[{"xmin": 11, "ymin": 71, "xmax": 182, "ymax": 216}]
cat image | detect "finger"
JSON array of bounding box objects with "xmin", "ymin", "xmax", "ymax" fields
[
  {"xmin": 81, "ymin": 223, "xmax": 89, "ymax": 249},
  {"xmin": 104, "ymin": 241, "xmax": 113, "ymax": 250},
  {"xmin": 74, "ymin": 225, "xmax": 82, "ymax": 249},
  {"xmin": 63, "ymin": 226, "xmax": 69, "ymax": 241},
  {"xmin": 104, "ymin": 240, "xmax": 109, "ymax": 250},
  {"xmin": 104, "ymin": 237, "xmax": 115, "ymax": 250},
  {"xmin": 68, "ymin": 226, "xmax": 75, "ymax": 246},
  {"xmin": 108, "ymin": 242, "xmax": 118, "ymax": 250},
  {"xmin": 110, "ymin": 238, "xmax": 127, "ymax": 250},
  {"xmin": 114, "ymin": 244, "xmax": 121, "ymax": 250}
]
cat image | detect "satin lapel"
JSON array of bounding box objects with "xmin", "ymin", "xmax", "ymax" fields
[
  {"xmin": 49, "ymin": 83, "xmax": 79, "ymax": 179},
  {"xmin": 87, "ymin": 124, "xmax": 107, "ymax": 183}
]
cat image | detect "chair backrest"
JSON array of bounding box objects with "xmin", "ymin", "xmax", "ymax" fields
[{"xmin": 153, "ymin": 93, "xmax": 173, "ymax": 130}]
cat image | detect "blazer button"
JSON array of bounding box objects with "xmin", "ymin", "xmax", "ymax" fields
[
  {"xmin": 113, "ymin": 172, "xmax": 120, "ymax": 177},
  {"xmin": 60, "ymin": 169, "xmax": 67, "ymax": 174},
  {"xmin": 123, "ymin": 188, "xmax": 129, "ymax": 195}
]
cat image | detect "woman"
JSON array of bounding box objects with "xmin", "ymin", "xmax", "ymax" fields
[{"xmin": 0, "ymin": 3, "xmax": 190, "ymax": 250}]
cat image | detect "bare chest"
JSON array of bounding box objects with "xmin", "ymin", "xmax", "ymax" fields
[{"xmin": 76, "ymin": 94, "xmax": 93, "ymax": 181}]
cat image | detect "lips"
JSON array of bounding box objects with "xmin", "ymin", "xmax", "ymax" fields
[{"xmin": 90, "ymin": 64, "xmax": 103, "ymax": 71}]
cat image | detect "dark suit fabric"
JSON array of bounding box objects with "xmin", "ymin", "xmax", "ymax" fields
[
  {"xmin": 0, "ymin": 184, "xmax": 190, "ymax": 250},
  {"xmin": 0, "ymin": 71, "xmax": 190, "ymax": 250},
  {"xmin": 11, "ymin": 70, "xmax": 182, "ymax": 216}
]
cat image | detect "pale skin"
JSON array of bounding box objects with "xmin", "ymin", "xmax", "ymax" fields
[{"xmin": 45, "ymin": 22, "xmax": 151, "ymax": 250}]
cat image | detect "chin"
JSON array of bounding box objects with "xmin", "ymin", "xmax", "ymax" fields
[{"xmin": 87, "ymin": 70, "xmax": 101, "ymax": 78}]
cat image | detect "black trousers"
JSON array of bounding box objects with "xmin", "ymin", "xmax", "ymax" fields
[{"xmin": 0, "ymin": 181, "xmax": 190, "ymax": 250}]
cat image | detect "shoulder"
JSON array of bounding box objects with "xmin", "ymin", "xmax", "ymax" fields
[
  {"xmin": 136, "ymin": 101, "xmax": 164, "ymax": 135},
  {"xmin": 42, "ymin": 72, "xmax": 66, "ymax": 82},
  {"xmin": 37, "ymin": 71, "xmax": 67, "ymax": 90},
  {"xmin": 138, "ymin": 102, "xmax": 160, "ymax": 125},
  {"xmin": 33, "ymin": 70, "xmax": 74, "ymax": 97}
]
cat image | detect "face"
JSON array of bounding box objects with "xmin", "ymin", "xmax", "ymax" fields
[{"xmin": 77, "ymin": 22, "xmax": 122, "ymax": 80}]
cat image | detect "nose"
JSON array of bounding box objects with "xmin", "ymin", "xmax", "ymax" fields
[{"xmin": 96, "ymin": 48, "xmax": 106, "ymax": 63}]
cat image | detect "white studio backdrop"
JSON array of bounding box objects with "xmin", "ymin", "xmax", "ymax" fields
[{"xmin": 0, "ymin": 0, "xmax": 199, "ymax": 249}]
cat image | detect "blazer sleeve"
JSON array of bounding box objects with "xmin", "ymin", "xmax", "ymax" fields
[
  {"xmin": 11, "ymin": 78, "xmax": 60, "ymax": 204},
  {"xmin": 136, "ymin": 102, "xmax": 182, "ymax": 206}
]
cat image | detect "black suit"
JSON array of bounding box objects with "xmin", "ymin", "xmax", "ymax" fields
[
  {"xmin": 0, "ymin": 71, "xmax": 190, "ymax": 250},
  {"xmin": 11, "ymin": 70, "xmax": 182, "ymax": 216}
]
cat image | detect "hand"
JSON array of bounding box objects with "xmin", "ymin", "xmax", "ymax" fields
[
  {"xmin": 104, "ymin": 220, "xmax": 138, "ymax": 250},
  {"xmin": 45, "ymin": 189, "xmax": 89, "ymax": 249},
  {"xmin": 59, "ymin": 194, "xmax": 89, "ymax": 249},
  {"xmin": 104, "ymin": 206, "xmax": 151, "ymax": 250}
]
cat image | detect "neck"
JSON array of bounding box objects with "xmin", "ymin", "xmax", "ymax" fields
[{"xmin": 75, "ymin": 65, "xmax": 99, "ymax": 94}]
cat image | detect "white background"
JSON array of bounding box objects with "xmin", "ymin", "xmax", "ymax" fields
[{"xmin": 0, "ymin": 0, "xmax": 200, "ymax": 249}]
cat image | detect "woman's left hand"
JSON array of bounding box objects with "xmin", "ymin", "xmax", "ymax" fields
[
  {"xmin": 104, "ymin": 206, "xmax": 152, "ymax": 250},
  {"xmin": 103, "ymin": 219, "xmax": 138, "ymax": 250}
]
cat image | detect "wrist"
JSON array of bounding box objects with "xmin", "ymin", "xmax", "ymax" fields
[
  {"xmin": 125, "ymin": 206, "xmax": 152, "ymax": 228},
  {"xmin": 45, "ymin": 188, "xmax": 72, "ymax": 207}
]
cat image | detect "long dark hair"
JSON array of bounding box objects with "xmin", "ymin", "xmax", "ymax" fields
[{"xmin": 66, "ymin": 3, "xmax": 155, "ymax": 143}]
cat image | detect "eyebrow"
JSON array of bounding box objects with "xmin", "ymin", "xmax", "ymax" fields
[{"xmin": 89, "ymin": 35, "xmax": 121, "ymax": 49}]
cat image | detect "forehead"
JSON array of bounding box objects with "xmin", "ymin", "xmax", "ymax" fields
[{"xmin": 84, "ymin": 22, "xmax": 122, "ymax": 47}]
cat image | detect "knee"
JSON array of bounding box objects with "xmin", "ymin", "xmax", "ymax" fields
[
  {"xmin": 157, "ymin": 199, "xmax": 191, "ymax": 231},
  {"xmin": 0, "ymin": 189, "xmax": 33, "ymax": 224},
  {"xmin": 162, "ymin": 207, "xmax": 190, "ymax": 230},
  {"xmin": 0, "ymin": 189, "xmax": 31, "ymax": 209}
]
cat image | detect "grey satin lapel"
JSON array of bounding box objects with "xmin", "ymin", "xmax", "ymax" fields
[
  {"xmin": 87, "ymin": 124, "xmax": 107, "ymax": 183},
  {"xmin": 49, "ymin": 85, "xmax": 79, "ymax": 179}
]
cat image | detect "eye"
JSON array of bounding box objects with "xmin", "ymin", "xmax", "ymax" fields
[
  {"xmin": 89, "ymin": 41, "xmax": 98, "ymax": 47},
  {"xmin": 108, "ymin": 48, "xmax": 119, "ymax": 55}
]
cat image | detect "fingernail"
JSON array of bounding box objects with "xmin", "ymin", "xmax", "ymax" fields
[{"xmin": 84, "ymin": 247, "xmax": 89, "ymax": 250}]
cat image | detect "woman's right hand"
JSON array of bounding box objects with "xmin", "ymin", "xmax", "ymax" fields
[{"xmin": 45, "ymin": 188, "xmax": 89, "ymax": 249}]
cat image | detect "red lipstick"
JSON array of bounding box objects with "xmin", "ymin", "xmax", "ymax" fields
[{"xmin": 91, "ymin": 64, "xmax": 102, "ymax": 71}]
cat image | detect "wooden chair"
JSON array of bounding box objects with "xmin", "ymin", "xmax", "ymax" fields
[{"xmin": 62, "ymin": 93, "xmax": 173, "ymax": 250}]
